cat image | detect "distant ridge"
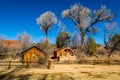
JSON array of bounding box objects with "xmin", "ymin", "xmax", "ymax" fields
[{"xmin": 1, "ymin": 40, "xmax": 20, "ymax": 48}]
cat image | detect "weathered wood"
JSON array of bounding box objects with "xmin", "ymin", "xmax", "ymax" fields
[
  {"xmin": 21, "ymin": 46, "xmax": 46, "ymax": 64},
  {"xmin": 8, "ymin": 61, "xmax": 11, "ymax": 69},
  {"xmin": 53, "ymin": 47, "xmax": 75, "ymax": 61}
]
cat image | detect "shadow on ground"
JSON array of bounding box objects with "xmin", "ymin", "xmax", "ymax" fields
[
  {"xmin": 0, "ymin": 68, "xmax": 32, "ymax": 80},
  {"xmin": 38, "ymin": 73, "xmax": 77, "ymax": 80}
]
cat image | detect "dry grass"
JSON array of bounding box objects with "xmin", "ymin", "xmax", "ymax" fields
[
  {"xmin": 0, "ymin": 64, "xmax": 120, "ymax": 80},
  {"xmin": 1, "ymin": 72, "xmax": 120, "ymax": 80}
]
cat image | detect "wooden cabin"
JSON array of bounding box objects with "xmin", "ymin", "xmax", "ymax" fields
[
  {"xmin": 21, "ymin": 46, "xmax": 46, "ymax": 63},
  {"xmin": 52, "ymin": 47, "xmax": 76, "ymax": 61}
]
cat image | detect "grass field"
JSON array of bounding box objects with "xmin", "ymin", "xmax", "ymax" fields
[{"xmin": 0, "ymin": 64, "xmax": 120, "ymax": 80}]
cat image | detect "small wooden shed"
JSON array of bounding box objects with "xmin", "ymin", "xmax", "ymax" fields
[
  {"xmin": 52, "ymin": 47, "xmax": 76, "ymax": 61},
  {"xmin": 21, "ymin": 46, "xmax": 46, "ymax": 63}
]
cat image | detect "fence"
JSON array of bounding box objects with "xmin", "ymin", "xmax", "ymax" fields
[
  {"xmin": 52, "ymin": 59, "xmax": 120, "ymax": 65},
  {"xmin": 0, "ymin": 60, "xmax": 120, "ymax": 69},
  {"xmin": 78, "ymin": 59, "xmax": 120, "ymax": 65},
  {"xmin": 0, "ymin": 61, "xmax": 49, "ymax": 69}
]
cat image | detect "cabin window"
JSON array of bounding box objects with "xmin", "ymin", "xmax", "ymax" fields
[
  {"xmin": 64, "ymin": 49, "xmax": 70, "ymax": 52},
  {"xmin": 68, "ymin": 49, "xmax": 70, "ymax": 51},
  {"xmin": 64, "ymin": 49, "xmax": 67, "ymax": 52}
]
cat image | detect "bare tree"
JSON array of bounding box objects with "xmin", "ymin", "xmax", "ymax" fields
[
  {"xmin": 17, "ymin": 32, "xmax": 33, "ymax": 51},
  {"xmin": 103, "ymin": 22, "xmax": 120, "ymax": 58},
  {"xmin": 36, "ymin": 11, "xmax": 57, "ymax": 41},
  {"xmin": 62, "ymin": 3, "xmax": 114, "ymax": 48},
  {"xmin": 0, "ymin": 38, "xmax": 8, "ymax": 54},
  {"xmin": 104, "ymin": 22, "xmax": 117, "ymax": 49}
]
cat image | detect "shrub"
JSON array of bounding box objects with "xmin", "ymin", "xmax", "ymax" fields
[{"xmin": 86, "ymin": 36, "xmax": 97, "ymax": 56}]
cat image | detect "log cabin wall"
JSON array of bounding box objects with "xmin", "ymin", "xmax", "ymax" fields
[{"xmin": 21, "ymin": 46, "xmax": 46, "ymax": 63}]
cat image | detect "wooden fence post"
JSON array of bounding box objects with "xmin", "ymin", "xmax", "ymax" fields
[
  {"xmin": 92, "ymin": 59, "xmax": 95, "ymax": 65},
  {"xmin": 47, "ymin": 60, "xmax": 51, "ymax": 69},
  {"xmin": 79, "ymin": 59, "xmax": 83, "ymax": 64},
  {"xmin": 26, "ymin": 61, "xmax": 29, "ymax": 68},
  {"xmin": 107, "ymin": 59, "xmax": 110, "ymax": 65},
  {"xmin": 8, "ymin": 61, "xmax": 11, "ymax": 69}
]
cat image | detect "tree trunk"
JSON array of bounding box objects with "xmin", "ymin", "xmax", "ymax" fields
[
  {"xmin": 45, "ymin": 30, "xmax": 48, "ymax": 41},
  {"xmin": 45, "ymin": 30, "xmax": 49, "ymax": 61},
  {"xmin": 45, "ymin": 30, "xmax": 50, "ymax": 47},
  {"xmin": 79, "ymin": 28, "xmax": 85, "ymax": 48},
  {"xmin": 81, "ymin": 35, "xmax": 85, "ymax": 48}
]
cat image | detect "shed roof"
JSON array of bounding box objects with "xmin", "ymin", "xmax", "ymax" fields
[{"xmin": 21, "ymin": 46, "xmax": 47, "ymax": 55}]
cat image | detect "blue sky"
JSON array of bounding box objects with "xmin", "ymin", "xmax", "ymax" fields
[{"xmin": 0, "ymin": 0, "xmax": 120, "ymax": 44}]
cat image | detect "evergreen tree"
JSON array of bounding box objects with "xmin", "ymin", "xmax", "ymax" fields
[
  {"xmin": 56, "ymin": 31, "xmax": 70, "ymax": 48},
  {"xmin": 87, "ymin": 36, "xmax": 97, "ymax": 56}
]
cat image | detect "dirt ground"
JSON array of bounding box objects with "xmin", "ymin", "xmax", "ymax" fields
[{"xmin": 0, "ymin": 64, "xmax": 120, "ymax": 80}]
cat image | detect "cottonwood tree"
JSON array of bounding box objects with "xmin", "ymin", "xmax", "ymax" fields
[
  {"xmin": 62, "ymin": 3, "xmax": 114, "ymax": 48},
  {"xmin": 36, "ymin": 11, "xmax": 57, "ymax": 43}
]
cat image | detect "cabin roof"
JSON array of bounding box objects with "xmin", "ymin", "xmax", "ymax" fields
[
  {"xmin": 54, "ymin": 47, "xmax": 74, "ymax": 53},
  {"xmin": 21, "ymin": 46, "xmax": 47, "ymax": 55}
]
